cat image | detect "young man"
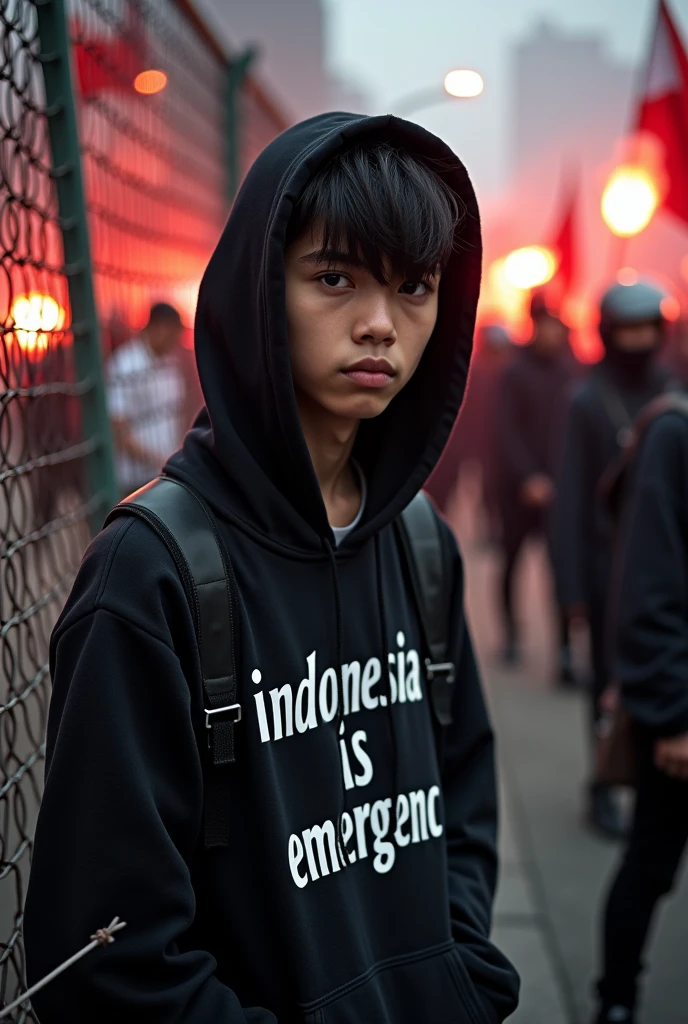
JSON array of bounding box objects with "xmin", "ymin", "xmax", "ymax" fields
[
  {"xmin": 594, "ymin": 398, "xmax": 688, "ymax": 1024},
  {"xmin": 553, "ymin": 280, "xmax": 672, "ymax": 838},
  {"xmin": 25, "ymin": 114, "xmax": 519, "ymax": 1023},
  {"xmin": 107, "ymin": 301, "xmax": 186, "ymax": 495},
  {"xmin": 494, "ymin": 293, "xmax": 575, "ymax": 678}
]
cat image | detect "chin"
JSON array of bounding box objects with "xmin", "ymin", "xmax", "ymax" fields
[{"xmin": 336, "ymin": 395, "xmax": 392, "ymax": 420}]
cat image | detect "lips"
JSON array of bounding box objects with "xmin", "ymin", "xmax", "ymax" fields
[{"xmin": 342, "ymin": 357, "xmax": 396, "ymax": 389}]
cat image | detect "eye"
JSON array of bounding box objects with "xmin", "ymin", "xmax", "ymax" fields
[
  {"xmin": 399, "ymin": 280, "xmax": 430, "ymax": 297},
  {"xmin": 318, "ymin": 272, "xmax": 351, "ymax": 289}
]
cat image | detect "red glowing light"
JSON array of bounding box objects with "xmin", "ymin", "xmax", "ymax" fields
[
  {"xmin": 617, "ymin": 267, "xmax": 640, "ymax": 286},
  {"xmin": 134, "ymin": 69, "xmax": 167, "ymax": 95},
  {"xmin": 10, "ymin": 293, "xmax": 67, "ymax": 356},
  {"xmin": 661, "ymin": 296, "xmax": 681, "ymax": 322},
  {"xmin": 602, "ymin": 166, "xmax": 659, "ymax": 237}
]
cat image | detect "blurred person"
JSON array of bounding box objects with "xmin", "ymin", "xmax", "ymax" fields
[
  {"xmin": 425, "ymin": 323, "xmax": 512, "ymax": 535},
  {"xmin": 662, "ymin": 317, "xmax": 688, "ymax": 387},
  {"xmin": 102, "ymin": 310, "xmax": 131, "ymax": 359},
  {"xmin": 25, "ymin": 116, "xmax": 519, "ymax": 1022},
  {"xmin": 554, "ymin": 280, "xmax": 673, "ymax": 839},
  {"xmin": 107, "ymin": 301, "xmax": 186, "ymax": 495},
  {"xmin": 495, "ymin": 293, "xmax": 575, "ymax": 679},
  {"xmin": 593, "ymin": 395, "xmax": 688, "ymax": 1024}
]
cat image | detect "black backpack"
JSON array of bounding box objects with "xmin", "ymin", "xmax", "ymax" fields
[{"xmin": 105, "ymin": 477, "xmax": 456, "ymax": 849}]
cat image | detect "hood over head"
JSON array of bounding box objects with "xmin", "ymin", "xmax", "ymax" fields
[{"xmin": 166, "ymin": 112, "xmax": 481, "ymax": 554}]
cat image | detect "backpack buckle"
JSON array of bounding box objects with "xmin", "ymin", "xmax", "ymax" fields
[
  {"xmin": 425, "ymin": 660, "xmax": 455, "ymax": 684},
  {"xmin": 205, "ymin": 703, "xmax": 242, "ymax": 729}
]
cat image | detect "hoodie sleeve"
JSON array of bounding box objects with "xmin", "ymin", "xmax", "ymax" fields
[
  {"xmin": 613, "ymin": 412, "xmax": 688, "ymax": 738},
  {"xmin": 439, "ymin": 525, "xmax": 520, "ymax": 1023},
  {"xmin": 552, "ymin": 387, "xmax": 592, "ymax": 608},
  {"xmin": 23, "ymin": 518, "xmax": 278, "ymax": 1024}
]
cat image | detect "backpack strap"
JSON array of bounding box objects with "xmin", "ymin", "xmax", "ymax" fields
[
  {"xmin": 397, "ymin": 492, "xmax": 455, "ymax": 755},
  {"xmin": 604, "ymin": 391, "xmax": 688, "ymax": 525},
  {"xmin": 104, "ymin": 476, "xmax": 239, "ymax": 849}
]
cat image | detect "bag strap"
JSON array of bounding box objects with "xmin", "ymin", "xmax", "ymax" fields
[
  {"xmin": 604, "ymin": 391, "xmax": 688, "ymax": 525},
  {"xmin": 593, "ymin": 371, "xmax": 635, "ymax": 448},
  {"xmin": 105, "ymin": 476, "xmax": 239, "ymax": 849},
  {"xmin": 396, "ymin": 492, "xmax": 455, "ymax": 755}
]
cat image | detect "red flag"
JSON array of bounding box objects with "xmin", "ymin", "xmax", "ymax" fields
[
  {"xmin": 637, "ymin": 0, "xmax": 688, "ymax": 227},
  {"xmin": 73, "ymin": 5, "xmax": 148, "ymax": 98},
  {"xmin": 551, "ymin": 173, "xmax": 577, "ymax": 297}
]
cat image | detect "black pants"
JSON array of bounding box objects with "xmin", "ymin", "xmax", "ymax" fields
[
  {"xmin": 597, "ymin": 732, "xmax": 688, "ymax": 1012},
  {"xmin": 501, "ymin": 506, "xmax": 569, "ymax": 650}
]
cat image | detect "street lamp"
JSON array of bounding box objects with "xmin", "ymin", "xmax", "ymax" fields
[
  {"xmin": 444, "ymin": 69, "xmax": 484, "ymax": 99},
  {"xmin": 390, "ymin": 68, "xmax": 484, "ymax": 118}
]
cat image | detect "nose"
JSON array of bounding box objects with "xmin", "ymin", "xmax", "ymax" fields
[{"xmin": 352, "ymin": 293, "xmax": 397, "ymax": 347}]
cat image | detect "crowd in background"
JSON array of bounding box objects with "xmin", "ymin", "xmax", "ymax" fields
[{"xmin": 426, "ymin": 280, "xmax": 688, "ymax": 1024}]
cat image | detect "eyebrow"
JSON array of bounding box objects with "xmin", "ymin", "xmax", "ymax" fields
[{"xmin": 297, "ymin": 249, "xmax": 365, "ymax": 268}]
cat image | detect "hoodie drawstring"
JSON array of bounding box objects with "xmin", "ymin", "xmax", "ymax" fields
[
  {"xmin": 324, "ymin": 534, "xmax": 399, "ymax": 866},
  {"xmin": 324, "ymin": 539, "xmax": 351, "ymax": 867},
  {"xmin": 374, "ymin": 532, "xmax": 399, "ymax": 835}
]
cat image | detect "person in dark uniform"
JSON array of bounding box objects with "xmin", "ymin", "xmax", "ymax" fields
[
  {"xmin": 593, "ymin": 396, "xmax": 688, "ymax": 1024},
  {"xmin": 554, "ymin": 279, "xmax": 673, "ymax": 839},
  {"xmin": 495, "ymin": 293, "xmax": 576, "ymax": 678},
  {"xmin": 425, "ymin": 322, "xmax": 512, "ymax": 532},
  {"xmin": 662, "ymin": 317, "xmax": 688, "ymax": 387}
]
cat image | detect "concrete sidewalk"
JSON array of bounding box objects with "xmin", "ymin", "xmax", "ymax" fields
[{"xmin": 461, "ymin": 535, "xmax": 688, "ymax": 1024}]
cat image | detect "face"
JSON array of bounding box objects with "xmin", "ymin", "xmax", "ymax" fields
[
  {"xmin": 532, "ymin": 314, "xmax": 567, "ymax": 354},
  {"xmin": 613, "ymin": 322, "xmax": 661, "ymax": 352},
  {"xmin": 147, "ymin": 320, "xmax": 182, "ymax": 356},
  {"xmin": 285, "ymin": 226, "xmax": 440, "ymax": 424}
]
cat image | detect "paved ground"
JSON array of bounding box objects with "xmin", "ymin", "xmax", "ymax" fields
[{"xmin": 456, "ymin": 511, "xmax": 688, "ymax": 1024}]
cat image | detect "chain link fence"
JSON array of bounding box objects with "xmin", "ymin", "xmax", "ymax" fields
[
  {"xmin": 0, "ymin": 0, "xmax": 286, "ymax": 1015},
  {"xmin": 0, "ymin": 2, "xmax": 93, "ymax": 1016}
]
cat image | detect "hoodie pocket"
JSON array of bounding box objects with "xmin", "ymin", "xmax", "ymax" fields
[{"xmin": 301, "ymin": 941, "xmax": 490, "ymax": 1024}]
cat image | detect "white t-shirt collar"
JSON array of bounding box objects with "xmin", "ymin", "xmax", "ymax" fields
[{"xmin": 330, "ymin": 462, "xmax": 367, "ymax": 546}]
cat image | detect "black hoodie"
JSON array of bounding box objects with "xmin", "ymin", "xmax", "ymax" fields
[{"xmin": 24, "ymin": 113, "xmax": 519, "ymax": 1024}]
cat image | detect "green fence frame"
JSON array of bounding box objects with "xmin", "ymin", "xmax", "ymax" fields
[
  {"xmin": 36, "ymin": 0, "xmax": 118, "ymax": 530},
  {"xmin": 226, "ymin": 48, "xmax": 256, "ymax": 203}
]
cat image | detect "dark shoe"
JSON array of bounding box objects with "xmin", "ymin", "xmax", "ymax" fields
[
  {"xmin": 594, "ymin": 1006, "xmax": 635, "ymax": 1023},
  {"xmin": 558, "ymin": 645, "xmax": 578, "ymax": 689},
  {"xmin": 588, "ymin": 785, "xmax": 629, "ymax": 840}
]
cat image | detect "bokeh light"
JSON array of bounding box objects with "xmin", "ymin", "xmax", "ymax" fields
[
  {"xmin": 11, "ymin": 293, "xmax": 66, "ymax": 355},
  {"xmin": 443, "ymin": 69, "xmax": 484, "ymax": 99},
  {"xmin": 503, "ymin": 246, "xmax": 557, "ymax": 290},
  {"xmin": 134, "ymin": 69, "xmax": 168, "ymax": 95},
  {"xmin": 601, "ymin": 166, "xmax": 659, "ymax": 237},
  {"xmin": 617, "ymin": 267, "xmax": 640, "ymax": 286},
  {"xmin": 661, "ymin": 295, "xmax": 681, "ymax": 322}
]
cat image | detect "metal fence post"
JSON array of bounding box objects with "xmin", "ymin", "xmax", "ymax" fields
[
  {"xmin": 226, "ymin": 48, "xmax": 256, "ymax": 203},
  {"xmin": 36, "ymin": 0, "xmax": 118, "ymax": 530}
]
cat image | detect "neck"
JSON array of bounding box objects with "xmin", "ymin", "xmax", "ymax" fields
[{"xmin": 296, "ymin": 393, "xmax": 361, "ymax": 528}]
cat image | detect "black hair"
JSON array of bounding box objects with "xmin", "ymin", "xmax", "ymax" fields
[
  {"xmin": 148, "ymin": 301, "xmax": 182, "ymax": 327},
  {"xmin": 286, "ymin": 142, "xmax": 465, "ymax": 284}
]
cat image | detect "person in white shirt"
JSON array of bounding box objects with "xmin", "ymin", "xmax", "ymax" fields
[{"xmin": 107, "ymin": 302, "xmax": 186, "ymax": 494}]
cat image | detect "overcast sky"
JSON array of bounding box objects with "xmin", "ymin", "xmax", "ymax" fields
[{"xmin": 322, "ymin": 0, "xmax": 688, "ymax": 198}]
